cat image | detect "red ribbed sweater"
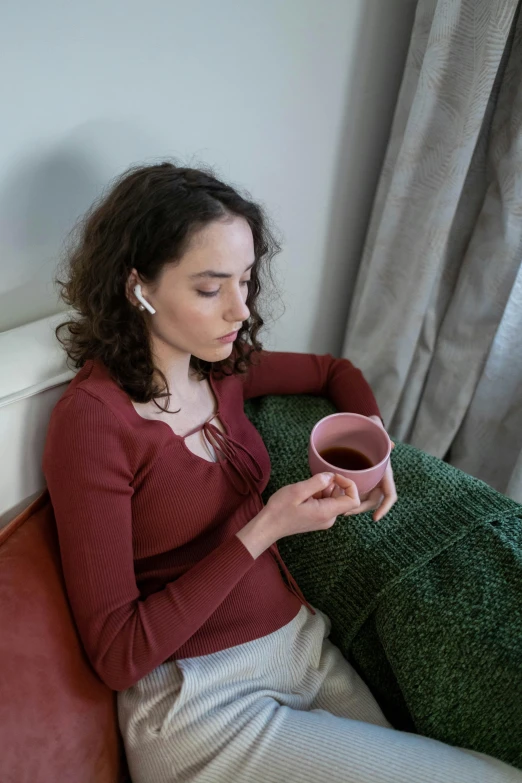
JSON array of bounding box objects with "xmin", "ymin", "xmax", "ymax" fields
[{"xmin": 43, "ymin": 351, "xmax": 380, "ymax": 690}]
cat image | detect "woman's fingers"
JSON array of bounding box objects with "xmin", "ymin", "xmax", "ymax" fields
[
  {"xmin": 343, "ymin": 488, "xmax": 382, "ymax": 517},
  {"xmin": 315, "ymin": 475, "xmax": 360, "ymax": 517},
  {"xmin": 373, "ymin": 468, "xmax": 398, "ymax": 522},
  {"xmin": 316, "ymin": 474, "xmax": 381, "ymax": 518},
  {"xmin": 309, "ymin": 469, "xmax": 396, "ymax": 521},
  {"xmin": 312, "ymin": 483, "xmax": 336, "ymax": 500},
  {"xmin": 331, "ymin": 473, "xmax": 360, "ymax": 502}
]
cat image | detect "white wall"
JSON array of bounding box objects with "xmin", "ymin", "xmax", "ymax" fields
[{"xmin": 0, "ymin": 0, "xmax": 416, "ymax": 352}]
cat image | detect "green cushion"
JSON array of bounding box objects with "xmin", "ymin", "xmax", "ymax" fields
[{"xmin": 245, "ymin": 394, "xmax": 522, "ymax": 770}]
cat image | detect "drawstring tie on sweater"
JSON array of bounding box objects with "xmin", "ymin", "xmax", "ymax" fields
[{"xmin": 184, "ymin": 414, "xmax": 315, "ymax": 614}]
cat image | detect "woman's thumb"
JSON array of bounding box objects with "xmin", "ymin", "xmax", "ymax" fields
[{"xmin": 298, "ymin": 472, "xmax": 334, "ymax": 501}]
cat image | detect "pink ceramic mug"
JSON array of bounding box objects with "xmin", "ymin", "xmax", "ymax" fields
[{"xmin": 308, "ymin": 413, "xmax": 391, "ymax": 496}]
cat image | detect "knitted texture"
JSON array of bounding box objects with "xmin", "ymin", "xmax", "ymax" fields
[{"xmin": 244, "ymin": 394, "xmax": 522, "ymax": 770}]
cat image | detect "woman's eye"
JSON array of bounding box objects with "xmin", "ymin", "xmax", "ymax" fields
[{"xmin": 197, "ymin": 281, "xmax": 249, "ymax": 298}]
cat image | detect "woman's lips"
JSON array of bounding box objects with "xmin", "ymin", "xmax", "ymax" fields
[{"xmin": 217, "ymin": 331, "xmax": 238, "ymax": 344}]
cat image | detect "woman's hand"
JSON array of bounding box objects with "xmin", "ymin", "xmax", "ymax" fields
[
  {"xmin": 237, "ymin": 472, "xmax": 363, "ymax": 558},
  {"xmin": 367, "ymin": 415, "xmax": 398, "ymax": 521},
  {"xmin": 314, "ymin": 415, "xmax": 398, "ymax": 522}
]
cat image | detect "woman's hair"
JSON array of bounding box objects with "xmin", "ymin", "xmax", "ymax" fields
[{"xmin": 56, "ymin": 162, "xmax": 281, "ymax": 407}]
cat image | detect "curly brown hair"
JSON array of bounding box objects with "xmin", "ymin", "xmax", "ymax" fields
[{"xmin": 56, "ymin": 162, "xmax": 281, "ymax": 408}]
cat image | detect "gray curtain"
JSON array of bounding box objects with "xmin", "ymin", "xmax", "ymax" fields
[{"xmin": 343, "ymin": 0, "xmax": 522, "ymax": 502}]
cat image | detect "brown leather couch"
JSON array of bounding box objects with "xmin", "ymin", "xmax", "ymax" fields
[{"xmin": 0, "ymin": 493, "xmax": 129, "ymax": 783}]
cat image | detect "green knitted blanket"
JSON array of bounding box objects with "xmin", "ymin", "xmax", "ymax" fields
[{"xmin": 244, "ymin": 394, "xmax": 522, "ymax": 770}]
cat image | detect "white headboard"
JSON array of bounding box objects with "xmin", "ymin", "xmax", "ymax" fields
[{"xmin": 0, "ymin": 313, "xmax": 75, "ymax": 526}]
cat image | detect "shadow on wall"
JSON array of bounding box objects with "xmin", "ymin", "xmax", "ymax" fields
[
  {"xmin": 0, "ymin": 147, "xmax": 103, "ymax": 331},
  {"xmin": 0, "ymin": 120, "xmax": 165, "ymax": 332},
  {"xmin": 310, "ymin": 0, "xmax": 418, "ymax": 356}
]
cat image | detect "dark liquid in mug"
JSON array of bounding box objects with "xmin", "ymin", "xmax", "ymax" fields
[{"xmin": 319, "ymin": 446, "xmax": 374, "ymax": 471}]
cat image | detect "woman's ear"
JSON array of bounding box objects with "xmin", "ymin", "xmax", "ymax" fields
[
  {"xmin": 125, "ymin": 269, "xmax": 142, "ymax": 307},
  {"xmin": 126, "ymin": 269, "xmax": 156, "ymax": 315}
]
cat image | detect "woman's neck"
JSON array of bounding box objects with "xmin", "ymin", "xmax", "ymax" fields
[{"xmin": 152, "ymin": 343, "xmax": 201, "ymax": 404}]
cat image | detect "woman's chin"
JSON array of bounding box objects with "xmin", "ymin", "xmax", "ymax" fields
[
  {"xmin": 194, "ymin": 341, "xmax": 235, "ymax": 363},
  {"xmin": 215, "ymin": 341, "xmax": 235, "ymax": 358}
]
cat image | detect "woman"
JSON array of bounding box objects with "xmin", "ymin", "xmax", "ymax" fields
[{"xmin": 43, "ymin": 163, "xmax": 522, "ymax": 783}]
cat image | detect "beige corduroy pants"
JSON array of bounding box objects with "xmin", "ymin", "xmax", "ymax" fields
[{"xmin": 118, "ymin": 605, "xmax": 522, "ymax": 783}]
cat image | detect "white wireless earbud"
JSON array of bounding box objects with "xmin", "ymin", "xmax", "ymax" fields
[{"xmin": 133, "ymin": 284, "xmax": 156, "ymax": 315}]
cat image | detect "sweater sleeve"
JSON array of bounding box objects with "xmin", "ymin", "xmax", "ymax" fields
[
  {"xmin": 241, "ymin": 351, "xmax": 381, "ymax": 419},
  {"xmin": 43, "ymin": 390, "xmax": 255, "ymax": 691}
]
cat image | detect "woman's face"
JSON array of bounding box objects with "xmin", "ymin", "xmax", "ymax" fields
[{"xmin": 134, "ymin": 215, "xmax": 254, "ymax": 364}]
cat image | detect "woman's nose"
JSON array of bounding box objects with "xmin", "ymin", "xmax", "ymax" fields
[{"xmin": 226, "ymin": 288, "xmax": 250, "ymax": 323}]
